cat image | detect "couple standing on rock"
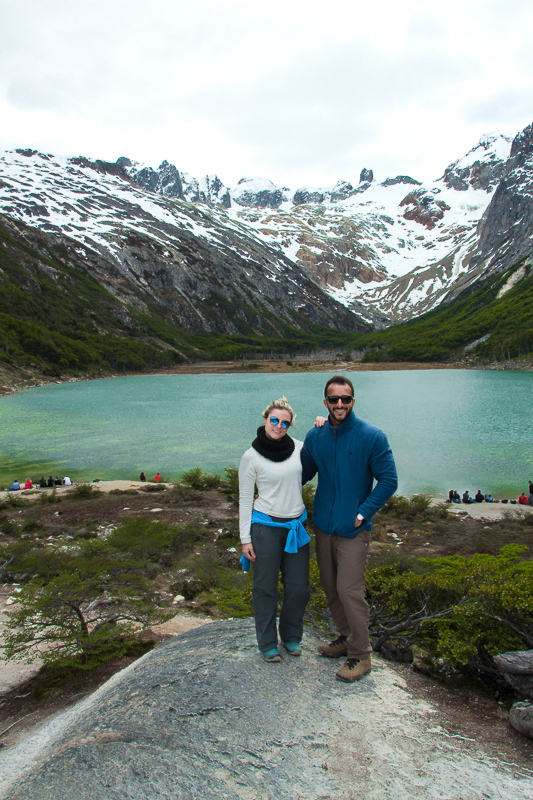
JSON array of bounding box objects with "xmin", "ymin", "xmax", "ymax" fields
[{"xmin": 239, "ymin": 375, "xmax": 398, "ymax": 683}]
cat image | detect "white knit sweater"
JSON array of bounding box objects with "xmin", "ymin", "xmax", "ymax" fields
[{"xmin": 238, "ymin": 440, "xmax": 305, "ymax": 544}]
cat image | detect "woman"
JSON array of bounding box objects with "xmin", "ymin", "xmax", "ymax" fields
[{"xmin": 239, "ymin": 396, "xmax": 310, "ymax": 662}]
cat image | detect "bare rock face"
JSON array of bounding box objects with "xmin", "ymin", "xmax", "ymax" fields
[
  {"xmin": 468, "ymin": 123, "xmax": 533, "ymax": 276},
  {"xmin": 399, "ymin": 188, "xmax": 450, "ymax": 229},
  {"xmin": 1, "ymin": 619, "xmax": 532, "ymax": 800}
]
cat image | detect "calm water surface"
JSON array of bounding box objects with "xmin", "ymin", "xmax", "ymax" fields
[{"xmin": 0, "ymin": 370, "xmax": 531, "ymax": 497}]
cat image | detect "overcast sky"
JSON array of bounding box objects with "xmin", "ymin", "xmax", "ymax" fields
[{"xmin": 1, "ymin": 0, "xmax": 532, "ymax": 189}]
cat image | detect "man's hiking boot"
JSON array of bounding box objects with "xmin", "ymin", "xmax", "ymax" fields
[
  {"xmin": 335, "ymin": 657, "xmax": 372, "ymax": 683},
  {"xmin": 317, "ymin": 634, "xmax": 348, "ymax": 658}
]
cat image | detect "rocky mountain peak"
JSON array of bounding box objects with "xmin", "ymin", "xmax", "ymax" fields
[
  {"xmin": 231, "ymin": 177, "xmax": 286, "ymax": 208},
  {"xmin": 359, "ymin": 167, "xmax": 374, "ymax": 183},
  {"xmin": 439, "ymin": 132, "xmax": 512, "ymax": 192}
]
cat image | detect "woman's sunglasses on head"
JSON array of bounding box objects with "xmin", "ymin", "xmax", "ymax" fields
[{"xmin": 269, "ymin": 416, "xmax": 291, "ymax": 429}]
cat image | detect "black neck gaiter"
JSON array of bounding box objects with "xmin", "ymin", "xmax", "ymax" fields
[{"xmin": 251, "ymin": 425, "xmax": 295, "ymax": 463}]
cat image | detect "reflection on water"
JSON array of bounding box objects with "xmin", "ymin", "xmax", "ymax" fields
[{"xmin": 0, "ymin": 370, "xmax": 531, "ymax": 497}]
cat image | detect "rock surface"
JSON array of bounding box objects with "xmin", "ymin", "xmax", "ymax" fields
[
  {"xmin": 1, "ymin": 619, "xmax": 532, "ymax": 800},
  {"xmin": 494, "ymin": 650, "xmax": 533, "ymax": 700},
  {"xmin": 510, "ymin": 702, "xmax": 533, "ymax": 740}
]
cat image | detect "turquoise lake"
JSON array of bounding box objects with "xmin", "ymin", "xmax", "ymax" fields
[{"xmin": 0, "ymin": 370, "xmax": 531, "ymax": 498}]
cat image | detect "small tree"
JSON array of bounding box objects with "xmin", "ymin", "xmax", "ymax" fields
[{"xmin": 2, "ymin": 542, "xmax": 173, "ymax": 668}]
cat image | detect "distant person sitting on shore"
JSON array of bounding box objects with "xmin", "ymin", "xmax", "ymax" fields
[
  {"xmin": 154, "ymin": 472, "xmax": 162, "ymax": 482},
  {"xmin": 448, "ymin": 489, "xmax": 454, "ymax": 502},
  {"xmin": 24, "ymin": 478, "xmax": 33, "ymax": 489},
  {"xmin": 54, "ymin": 476, "xmax": 62, "ymax": 486},
  {"xmin": 7, "ymin": 480, "xmax": 20, "ymax": 491},
  {"xmin": 452, "ymin": 491, "xmax": 460, "ymax": 503},
  {"xmin": 474, "ymin": 490, "xmax": 484, "ymax": 503},
  {"xmin": 63, "ymin": 476, "xmax": 72, "ymax": 486},
  {"xmin": 39, "ymin": 476, "xmax": 47, "ymax": 488},
  {"xmin": 462, "ymin": 490, "xmax": 473, "ymax": 504},
  {"xmin": 140, "ymin": 472, "xmax": 146, "ymax": 482},
  {"xmin": 519, "ymin": 493, "xmax": 528, "ymax": 504},
  {"xmin": 47, "ymin": 476, "xmax": 54, "ymax": 488}
]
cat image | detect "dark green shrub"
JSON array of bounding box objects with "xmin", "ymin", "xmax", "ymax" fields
[
  {"xmin": 66, "ymin": 484, "xmax": 101, "ymax": 500},
  {"xmin": 181, "ymin": 467, "xmax": 221, "ymax": 490},
  {"xmin": 40, "ymin": 489, "xmax": 61, "ymax": 505}
]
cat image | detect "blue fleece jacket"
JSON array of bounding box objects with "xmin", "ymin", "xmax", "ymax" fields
[{"xmin": 301, "ymin": 412, "xmax": 398, "ymax": 537}]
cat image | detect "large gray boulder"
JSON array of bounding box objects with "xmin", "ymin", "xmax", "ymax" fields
[
  {"xmin": 1, "ymin": 619, "xmax": 532, "ymax": 800},
  {"xmin": 509, "ymin": 702, "xmax": 533, "ymax": 739},
  {"xmin": 494, "ymin": 650, "xmax": 533, "ymax": 699}
]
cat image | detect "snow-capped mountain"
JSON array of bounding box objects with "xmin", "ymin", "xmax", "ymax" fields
[
  {"xmin": 1, "ymin": 124, "xmax": 532, "ymax": 334},
  {"xmin": 118, "ymin": 130, "xmax": 519, "ymax": 326},
  {"xmin": 0, "ymin": 150, "xmax": 362, "ymax": 336}
]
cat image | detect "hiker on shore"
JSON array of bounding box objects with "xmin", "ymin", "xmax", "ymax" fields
[
  {"xmin": 301, "ymin": 375, "xmax": 397, "ymax": 683},
  {"xmin": 239, "ymin": 396, "xmax": 312, "ymax": 663}
]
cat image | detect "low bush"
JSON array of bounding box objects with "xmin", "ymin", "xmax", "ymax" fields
[
  {"xmin": 378, "ymin": 494, "xmax": 448, "ymax": 521},
  {"xmin": 181, "ymin": 467, "xmax": 222, "ymax": 490},
  {"xmin": 221, "ymin": 466, "xmax": 239, "ymax": 501},
  {"xmin": 40, "ymin": 488, "xmax": 61, "ymax": 505},
  {"xmin": 66, "ymin": 484, "xmax": 101, "ymax": 500}
]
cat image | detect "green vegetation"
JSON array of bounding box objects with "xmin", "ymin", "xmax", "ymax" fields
[
  {"xmin": 347, "ymin": 259, "xmax": 533, "ymax": 363},
  {"xmin": 365, "ymin": 544, "xmax": 533, "ymax": 686},
  {"xmin": 181, "ymin": 467, "xmax": 222, "ymax": 490},
  {"xmin": 2, "ymin": 477, "xmax": 533, "ymax": 703}
]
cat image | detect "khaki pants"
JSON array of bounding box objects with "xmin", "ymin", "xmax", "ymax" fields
[{"xmin": 315, "ymin": 526, "xmax": 371, "ymax": 660}]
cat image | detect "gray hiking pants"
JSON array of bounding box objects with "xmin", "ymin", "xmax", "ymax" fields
[{"xmin": 250, "ymin": 517, "xmax": 310, "ymax": 652}]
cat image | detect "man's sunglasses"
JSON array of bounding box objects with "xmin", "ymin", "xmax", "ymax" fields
[
  {"xmin": 269, "ymin": 416, "xmax": 291, "ymax": 429},
  {"xmin": 326, "ymin": 395, "xmax": 353, "ymax": 404}
]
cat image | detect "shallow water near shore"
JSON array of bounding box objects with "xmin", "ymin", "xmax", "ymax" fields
[{"xmin": 0, "ymin": 369, "xmax": 530, "ymax": 497}]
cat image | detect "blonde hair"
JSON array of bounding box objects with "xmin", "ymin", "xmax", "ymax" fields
[{"xmin": 262, "ymin": 396, "xmax": 295, "ymax": 427}]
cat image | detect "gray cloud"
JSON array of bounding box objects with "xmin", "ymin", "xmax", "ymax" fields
[{"xmin": 1, "ymin": 0, "xmax": 533, "ymax": 187}]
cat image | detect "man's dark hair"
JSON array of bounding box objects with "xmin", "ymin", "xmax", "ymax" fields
[{"xmin": 324, "ymin": 375, "xmax": 355, "ymax": 397}]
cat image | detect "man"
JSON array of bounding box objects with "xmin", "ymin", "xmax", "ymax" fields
[{"xmin": 301, "ymin": 376, "xmax": 397, "ymax": 683}]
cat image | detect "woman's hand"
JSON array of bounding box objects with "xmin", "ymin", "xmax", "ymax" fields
[
  {"xmin": 314, "ymin": 415, "xmax": 327, "ymax": 427},
  {"xmin": 242, "ymin": 543, "xmax": 256, "ymax": 561}
]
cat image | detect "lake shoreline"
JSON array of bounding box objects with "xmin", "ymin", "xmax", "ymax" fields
[
  {"xmin": 3, "ymin": 480, "xmax": 532, "ymax": 520},
  {"xmin": 1, "ymin": 357, "xmax": 532, "ymax": 399}
]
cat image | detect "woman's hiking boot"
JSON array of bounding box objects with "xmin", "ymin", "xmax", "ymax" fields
[
  {"xmin": 317, "ymin": 634, "xmax": 348, "ymax": 658},
  {"xmin": 335, "ymin": 657, "xmax": 372, "ymax": 683},
  {"xmin": 282, "ymin": 641, "xmax": 302, "ymax": 656},
  {"xmin": 261, "ymin": 648, "xmax": 282, "ymax": 662}
]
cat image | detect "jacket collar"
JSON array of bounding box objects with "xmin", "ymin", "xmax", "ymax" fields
[{"xmin": 327, "ymin": 411, "xmax": 357, "ymax": 434}]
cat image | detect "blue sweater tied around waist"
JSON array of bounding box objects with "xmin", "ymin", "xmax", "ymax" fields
[{"xmin": 240, "ymin": 509, "xmax": 309, "ymax": 571}]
